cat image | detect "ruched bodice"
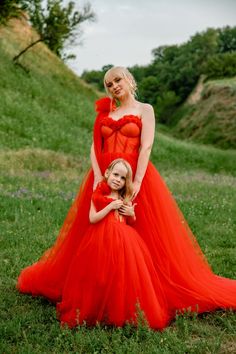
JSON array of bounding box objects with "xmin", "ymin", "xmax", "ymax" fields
[{"xmin": 100, "ymin": 115, "xmax": 142, "ymax": 154}]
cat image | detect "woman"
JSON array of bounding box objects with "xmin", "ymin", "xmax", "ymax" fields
[{"xmin": 18, "ymin": 66, "xmax": 236, "ymax": 327}]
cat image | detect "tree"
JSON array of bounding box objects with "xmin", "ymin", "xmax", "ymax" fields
[
  {"xmin": 218, "ymin": 26, "xmax": 236, "ymax": 53},
  {"xmin": 102, "ymin": 64, "xmax": 113, "ymax": 73},
  {"xmin": 156, "ymin": 91, "xmax": 181, "ymax": 124},
  {"xmin": 202, "ymin": 52, "xmax": 236, "ymax": 79},
  {"xmin": 22, "ymin": 0, "xmax": 96, "ymax": 59},
  {"xmin": 81, "ymin": 69, "xmax": 105, "ymax": 91},
  {"xmin": 138, "ymin": 76, "xmax": 160, "ymax": 105},
  {"xmin": 152, "ymin": 45, "xmax": 179, "ymax": 64},
  {"xmin": 0, "ymin": 0, "xmax": 26, "ymax": 24}
]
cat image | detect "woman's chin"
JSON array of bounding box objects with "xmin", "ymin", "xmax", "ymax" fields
[{"xmin": 113, "ymin": 91, "xmax": 125, "ymax": 99}]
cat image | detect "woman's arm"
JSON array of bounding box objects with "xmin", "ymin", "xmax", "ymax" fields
[
  {"xmin": 89, "ymin": 199, "xmax": 123, "ymax": 224},
  {"xmin": 90, "ymin": 142, "xmax": 103, "ymax": 190},
  {"xmin": 133, "ymin": 104, "xmax": 155, "ymax": 198}
]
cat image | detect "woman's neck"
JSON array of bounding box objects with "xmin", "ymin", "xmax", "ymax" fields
[{"xmin": 118, "ymin": 93, "xmax": 136, "ymax": 108}]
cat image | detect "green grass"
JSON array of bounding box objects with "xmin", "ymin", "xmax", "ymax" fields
[
  {"xmin": 1, "ymin": 146, "xmax": 236, "ymax": 353},
  {"xmin": 0, "ymin": 49, "xmax": 96, "ymax": 157},
  {"xmin": 0, "ymin": 18, "xmax": 236, "ymax": 354},
  {"xmin": 205, "ymin": 77, "xmax": 236, "ymax": 90}
]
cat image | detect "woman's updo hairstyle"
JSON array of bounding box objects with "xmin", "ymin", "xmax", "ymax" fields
[{"xmin": 104, "ymin": 66, "xmax": 137, "ymax": 97}]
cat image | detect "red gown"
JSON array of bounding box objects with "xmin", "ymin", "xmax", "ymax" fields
[
  {"xmin": 17, "ymin": 97, "xmax": 236, "ymax": 329},
  {"xmin": 57, "ymin": 181, "xmax": 170, "ymax": 328}
]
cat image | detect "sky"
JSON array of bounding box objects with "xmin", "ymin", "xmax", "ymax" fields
[{"xmin": 66, "ymin": 0, "xmax": 236, "ymax": 75}]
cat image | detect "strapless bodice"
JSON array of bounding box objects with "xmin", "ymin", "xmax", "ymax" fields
[{"xmin": 100, "ymin": 115, "xmax": 142, "ymax": 154}]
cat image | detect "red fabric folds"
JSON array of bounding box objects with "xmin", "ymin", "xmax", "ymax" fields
[
  {"xmin": 17, "ymin": 97, "xmax": 236, "ymax": 329},
  {"xmin": 57, "ymin": 182, "xmax": 170, "ymax": 328},
  {"xmin": 17, "ymin": 170, "xmax": 94, "ymax": 302}
]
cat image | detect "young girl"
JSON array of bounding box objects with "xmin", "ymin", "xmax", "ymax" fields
[{"xmin": 56, "ymin": 158, "xmax": 170, "ymax": 328}]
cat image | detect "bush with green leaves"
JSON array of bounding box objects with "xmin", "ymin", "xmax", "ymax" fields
[
  {"xmin": 155, "ymin": 91, "xmax": 181, "ymax": 124},
  {"xmin": 203, "ymin": 52, "xmax": 236, "ymax": 79}
]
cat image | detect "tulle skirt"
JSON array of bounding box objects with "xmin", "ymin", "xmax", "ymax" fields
[
  {"xmin": 56, "ymin": 216, "xmax": 170, "ymax": 328},
  {"xmin": 17, "ymin": 152, "xmax": 236, "ymax": 328}
]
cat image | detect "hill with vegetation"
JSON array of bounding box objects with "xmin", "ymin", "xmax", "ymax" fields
[
  {"xmin": 0, "ymin": 15, "xmax": 98, "ymax": 157},
  {"xmin": 172, "ymin": 76, "xmax": 236, "ymax": 149},
  {"xmin": 0, "ymin": 16, "xmax": 236, "ymax": 354}
]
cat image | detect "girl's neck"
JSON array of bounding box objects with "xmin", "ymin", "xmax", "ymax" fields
[{"xmin": 110, "ymin": 190, "xmax": 120, "ymax": 199}]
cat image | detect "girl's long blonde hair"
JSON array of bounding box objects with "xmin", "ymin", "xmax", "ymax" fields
[{"xmin": 104, "ymin": 158, "xmax": 133, "ymax": 203}]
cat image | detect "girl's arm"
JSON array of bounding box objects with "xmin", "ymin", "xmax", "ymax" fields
[
  {"xmin": 119, "ymin": 203, "xmax": 136, "ymax": 217},
  {"xmin": 133, "ymin": 104, "xmax": 155, "ymax": 199},
  {"xmin": 89, "ymin": 199, "xmax": 123, "ymax": 224},
  {"xmin": 90, "ymin": 142, "xmax": 103, "ymax": 190}
]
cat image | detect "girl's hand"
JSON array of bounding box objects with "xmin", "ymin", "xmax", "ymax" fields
[
  {"xmin": 119, "ymin": 203, "xmax": 137, "ymax": 217},
  {"xmin": 93, "ymin": 175, "xmax": 103, "ymax": 191},
  {"xmin": 132, "ymin": 181, "xmax": 141, "ymax": 200},
  {"xmin": 109, "ymin": 199, "xmax": 124, "ymax": 210}
]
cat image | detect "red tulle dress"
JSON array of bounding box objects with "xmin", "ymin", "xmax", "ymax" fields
[
  {"xmin": 17, "ymin": 97, "xmax": 236, "ymax": 329},
  {"xmin": 57, "ymin": 181, "xmax": 169, "ymax": 328}
]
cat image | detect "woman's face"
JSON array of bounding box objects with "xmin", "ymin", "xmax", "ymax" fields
[
  {"xmin": 105, "ymin": 72, "xmax": 131, "ymax": 99},
  {"xmin": 106, "ymin": 163, "xmax": 127, "ymax": 191}
]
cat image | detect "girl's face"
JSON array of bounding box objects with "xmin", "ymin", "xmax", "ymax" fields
[
  {"xmin": 105, "ymin": 72, "xmax": 130, "ymax": 99},
  {"xmin": 106, "ymin": 162, "xmax": 127, "ymax": 191}
]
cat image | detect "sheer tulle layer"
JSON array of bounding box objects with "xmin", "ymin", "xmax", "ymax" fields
[
  {"xmin": 17, "ymin": 154, "xmax": 236, "ymax": 328},
  {"xmin": 17, "ymin": 169, "xmax": 94, "ymax": 302},
  {"xmin": 134, "ymin": 162, "xmax": 236, "ymax": 313},
  {"xmin": 57, "ymin": 217, "xmax": 170, "ymax": 328}
]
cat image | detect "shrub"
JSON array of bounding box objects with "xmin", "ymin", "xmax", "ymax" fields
[{"xmin": 203, "ymin": 52, "xmax": 236, "ymax": 79}]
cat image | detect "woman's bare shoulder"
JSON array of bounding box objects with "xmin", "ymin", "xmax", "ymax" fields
[{"xmin": 136, "ymin": 102, "xmax": 154, "ymax": 119}]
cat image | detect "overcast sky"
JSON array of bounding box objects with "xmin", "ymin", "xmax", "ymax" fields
[{"xmin": 66, "ymin": 0, "xmax": 236, "ymax": 75}]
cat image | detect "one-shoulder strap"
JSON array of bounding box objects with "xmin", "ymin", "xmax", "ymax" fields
[
  {"xmin": 93, "ymin": 97, "xmax": 115, "ymax": 167},
  {"xmin": 95, "ymin": 97, "xmax": 116, "ymax": 114}
]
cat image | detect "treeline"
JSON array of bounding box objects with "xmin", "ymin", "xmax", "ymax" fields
[{"xmin": 81, "ymin": 27, "xmax": 236, "ymax": 124}]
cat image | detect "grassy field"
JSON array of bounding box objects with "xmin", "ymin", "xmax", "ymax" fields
[{"xmin": 1, "ymin": 17, "xmax": 236, "ymax": 354}]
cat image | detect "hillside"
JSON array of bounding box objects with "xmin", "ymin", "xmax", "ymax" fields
[
  {"xmin": 173, "ymin": 76, "xmax": 236, "ymax": 149},
  {"xmin": 0, "ymin": 14, "xmax": 98, "ymax": 159},
  {"xmin": 1, "ymin": 16, "xmax": 236, "ymax": 176},
  {"xmin": 0, "ymin": 15, "xmax": 236, "ymax": 354}
]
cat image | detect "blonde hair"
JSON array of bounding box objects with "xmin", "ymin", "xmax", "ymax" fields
[
  {"xmin": 104, "ymin": 66, "xmax": 137, "ymax": 97},
  {"xmin": 104, "ymin": 158, "xmax": 133, "ymax": 203}
]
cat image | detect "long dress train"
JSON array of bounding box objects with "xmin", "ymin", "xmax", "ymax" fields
[{"xmin": 17, "ymin": 97, "xmax": 236, "ymax": 328}]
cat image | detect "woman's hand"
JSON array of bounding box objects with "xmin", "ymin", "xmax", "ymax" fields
[
  {"xmin": 109, "ymin": 199, "xmax": 124, "ymax": 211},
  {"xmin": 132, "ymin": 181, "xmax": 141, "ymax": 200},
  {"xmin": 119, "ymin": 203, "xmax": 137, "ymax": 217},
  {"xmin": 93, "ymin": 175, "xmax": 103, "ymax": 191}
]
